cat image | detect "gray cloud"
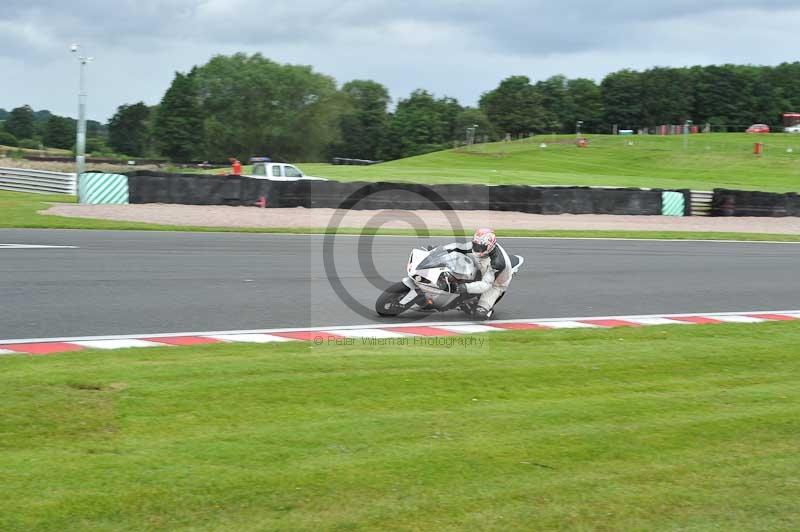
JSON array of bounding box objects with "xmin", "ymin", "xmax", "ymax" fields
[
  {"xmin": 2, "ymin": 1, "xmax": 799, "ymax": 121},
  {"xmin": 8, "ymin": 0, "xmax": 800, "ymax": 54}
]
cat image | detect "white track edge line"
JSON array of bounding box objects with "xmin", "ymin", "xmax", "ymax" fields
[
  {"xmin": 1, "ymin": 309, "xmax": 798, "ymax": 345},
  {"xmin": 0, "ymin": 244, "xmax": 79, "ymax": 249},
  {"xmin": 8, "ymin": 229, "xmax": 799, "ymax": 244}
]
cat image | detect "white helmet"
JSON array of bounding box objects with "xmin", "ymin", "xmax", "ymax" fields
[{"xmin": 471, "ymin": 227, "xmax": 496, "ymax": 257}]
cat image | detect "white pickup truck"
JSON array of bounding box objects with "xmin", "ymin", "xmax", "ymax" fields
[{"xmin": 246, "ymin": 161, "xmax": 326, "ymax": 181}]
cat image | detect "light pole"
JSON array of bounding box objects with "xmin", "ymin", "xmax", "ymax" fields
[
  {"xmin": 71, "ymin": 44, "xmax": 93, "ymax": 201},
  {"xmin": 466, "ymin": 124, "xmax": 478, "ymax": 146},
  {"xmin": 684, "ymin": 119, "xmax": 693, "ymax": 150}
]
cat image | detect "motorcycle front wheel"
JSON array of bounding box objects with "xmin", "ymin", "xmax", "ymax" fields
[{"xmin": 375, "ymin": 282, "xmax": 412, "ymax": 316}]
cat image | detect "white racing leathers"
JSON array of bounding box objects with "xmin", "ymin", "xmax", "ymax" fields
[{"xmin": 444, "ymin": 242, "xmax": 514, "ymax": 311}]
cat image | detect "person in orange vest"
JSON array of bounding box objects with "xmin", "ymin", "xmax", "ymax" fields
[{"xmin": 230, "ymin": 158, "xmax": 242, "ymax": 175}]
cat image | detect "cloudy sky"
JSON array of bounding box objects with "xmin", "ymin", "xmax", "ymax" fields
[{"xmin": 2, "ymin": 0, "xmax": 799, "ymax": 122}]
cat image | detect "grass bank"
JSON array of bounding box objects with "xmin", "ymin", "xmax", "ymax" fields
[
  {"xmin": 2, "ymin": 323, "xmax": 799, "ymax": 530},
  {"xmin": 299, "ymin": 133, "xmax": 800, "ymax": 192}
]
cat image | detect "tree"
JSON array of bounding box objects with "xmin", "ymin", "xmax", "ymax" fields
[
  {"xmin": 770, "ymin": 62, "xmax": 800, "ymax": 112},
  {"xmin": 32, "ymin": 109, "xmax": 52, "ymax": 137},
  {"xmin": 479, "ymin": 76, "xmax": 550, "ymax": 136},
  {"xmin": 331, "ymin": 80, "xmax": 391, "ymax": 160},
  {"xmin": 566, "ymin": 78, "xmax": 604, "ymax": 133},
  {"xmin": 19, "ymin": 138, "xmax": 40, "ymax": 149},
  {"xmin": 190, "ymin": 53, "xmax": 344, "ymax": 161},
  {"xmin": 384, "ymin": 89, "xmax": 463, "ymax": 158},
  {"xmin": 86, "ymin": 137, "xmax": 109, "ymax": 154},
  {"xmin": 5, "ymin": 105, "xmax": 35, "ymax": 140},
  {"xmin": 437, "ymin": 96, "xmax": 464, "ymax": 142},
  {"xmin": 43, "ymin": 115, "xmax": 74, "ymax": 149},
  {"xmin": 453, "ymin": 108, "xmax": 495, "ymax": 142},
  {"xmin": 0, "ymin": 131, "xmax": 18, "ymax": 147},
  {"xmin": 108, "ymin": 102, "xmax": 152, "ymax": 156},
  {"xmin": 740, "ymin": 66, "xmax": 783, "ymax": 126},
  {"xmin": 153, "ymin": 72, "xmax": 204, "ymax": 161},
  {"xmin": 536, "ymin": 75, "xmax": 574, "ymax": 132},
  {"xmin": 601, "ymin": 70, "xmax": 644, "ymax": 130},
  {"xmin": 87, "ymin": 120, "xmax": 107, "ymax": 140},
  {"xmin": 639, "ymin": 67, "xmax": 693, "ymax": 125},
  {"xmin": 690, "ymin": 64, "xmax": 746, "ymax": 129}
]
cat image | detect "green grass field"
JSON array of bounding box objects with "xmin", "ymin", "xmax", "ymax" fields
[
  {"xmin": 298, "ymin": 133, "xmax": 800, "ymax": 192},
  {"xmin": 2, "ymin": 323, "xmax": 799, "ymax": 531}
]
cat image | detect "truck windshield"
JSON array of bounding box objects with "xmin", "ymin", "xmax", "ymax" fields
[{"xmin": 285, "ymin": 165, "xmax": 302, "ymax": 178}]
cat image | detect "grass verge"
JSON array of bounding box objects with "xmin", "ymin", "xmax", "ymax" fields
[
  {"xmin": 1, "ymin": 323, "xmax": 799, "ymax": 530},
  {"xmin": 2, "ymin": 190, "xmax": 799, "ymax": 242}
]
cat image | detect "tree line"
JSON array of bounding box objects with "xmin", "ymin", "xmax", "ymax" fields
[
  {"xmin": 0, "ymin": 106, "xmax": 106, "ymax": 153},
  {"xmin": 3, "ymin": 55, "xmax": 800, "ymax": 162}
]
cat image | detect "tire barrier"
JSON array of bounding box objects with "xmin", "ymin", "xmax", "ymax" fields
[
  {"xmin": 78, "ymin": 172, "xmax": 129, "ymax": 204},
  {"xmin": 127, "ymin": 171, "xmax": 246, "ymax": 205},
  {"xmin": 126, "ymin": 171, "xmax": 679, "ymax": 215},
  {"xmin": 711, "ymin": 189, "xmax": 800, "ymax": 217}
]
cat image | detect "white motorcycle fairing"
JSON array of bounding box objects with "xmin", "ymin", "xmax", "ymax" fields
[
  {"xmin": 375, "ymin": 245, "xmax": 525, "ymax": 318},
  {"xmin": 399, "ymin": 246, "xmax": 479, "ymax": 310}
]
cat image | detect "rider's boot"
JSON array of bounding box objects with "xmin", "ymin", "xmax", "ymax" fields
[{"xmin": 473, "ymin": 306, "xmax": 494, "ymax": 321}]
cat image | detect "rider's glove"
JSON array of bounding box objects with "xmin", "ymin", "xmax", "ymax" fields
[
  {"xmin": 424, "ymin": 245, "xmax": 434, "ymax": 251},
  {"xmin": 456, "ymin": 283, "xmax": 469, "ymax": 295}
]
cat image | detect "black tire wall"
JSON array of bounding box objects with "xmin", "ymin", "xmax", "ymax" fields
[{"xmin": 126, "ymin": 171, "xmax": 665, "ymax": 215}]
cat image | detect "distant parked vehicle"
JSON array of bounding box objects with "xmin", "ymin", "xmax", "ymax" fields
[
  {"xmin": 246, "ymin": 161, "xmax": 326, "ymax": 181},
  {"xmin": 784, "ymin": 124, "xmax": 800, "ymax": 133},
  {"xmin": 746, "ymin": 124, "xmax": 770, "ymax": 133}
]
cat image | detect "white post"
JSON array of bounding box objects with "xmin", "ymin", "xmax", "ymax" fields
[
  {"xmin": 77, "ymin": 59, "xmax": 87, "ymax": 179},
  {"xmin": 71, "ymin": 44, "xmax": 93, "ymax": 203},
  {"xmin": 684, "ymin": 119, "xmax": 692, "ymax": 150}
]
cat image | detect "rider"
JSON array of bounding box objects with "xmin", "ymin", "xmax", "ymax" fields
[{"xmin": 443, "ymin": 228, "xmax": 514, "ymax": 320}]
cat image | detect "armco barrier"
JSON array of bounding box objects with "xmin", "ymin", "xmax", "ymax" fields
[
  {"xmin": 690, "ymin": 190, "xmax": 714, "ymax": 216},
  {"xmin": 712, "ymin": 189, "xmax": 800, "ymax": 217},
  {"xmin": 126, "ymin": 171, "xmax": 672, "ymax": 215},
  {"xmin": 0, "ymin": 167, "xmax": 76, "ymax": 194}
]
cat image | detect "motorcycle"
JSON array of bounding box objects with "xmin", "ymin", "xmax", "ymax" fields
[{"xmin": 375, "ymin": 245, "xmax": 524, "ymax": 319}]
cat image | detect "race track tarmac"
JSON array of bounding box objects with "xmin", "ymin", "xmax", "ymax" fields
[{"xmin": 1, "ymin": 229, "xmax": 799, "ymax": 340}]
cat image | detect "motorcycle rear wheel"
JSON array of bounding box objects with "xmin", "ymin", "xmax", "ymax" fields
[{"xmin": 375, "ymin": 282, "xmax": 412, "ymax": 316}]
